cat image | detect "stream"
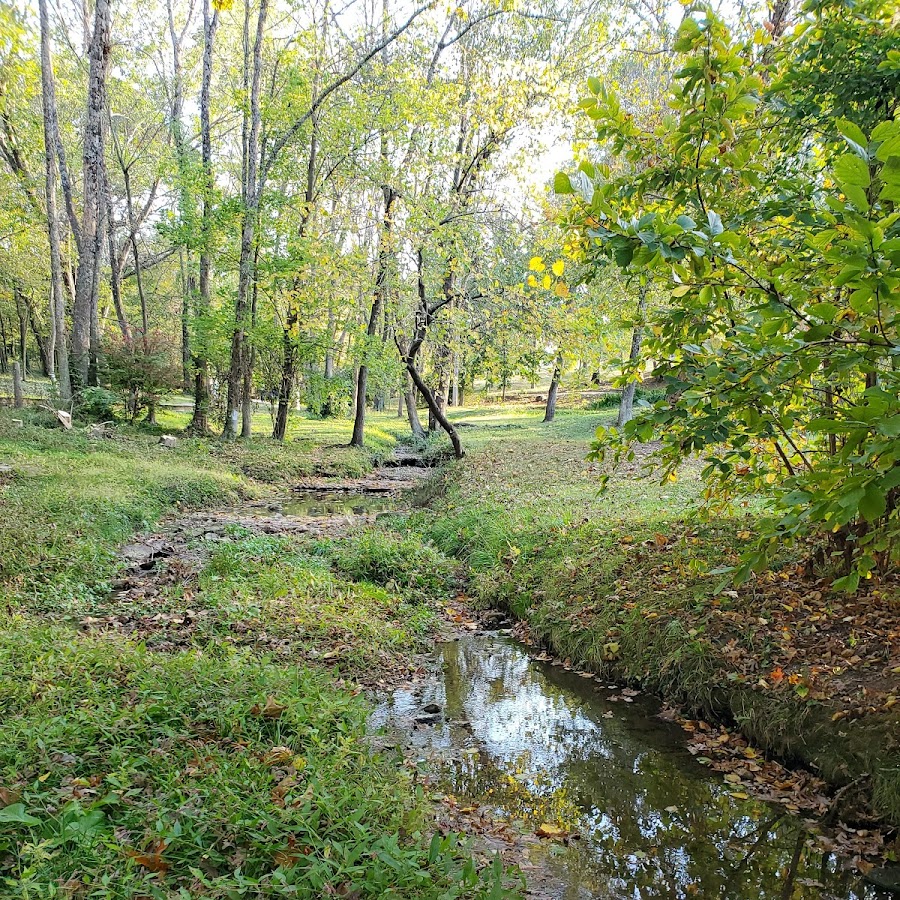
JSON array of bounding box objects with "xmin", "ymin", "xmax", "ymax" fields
[{"xmin": 372, "ymin": 632, "xmax": 899, "ymax": 900}]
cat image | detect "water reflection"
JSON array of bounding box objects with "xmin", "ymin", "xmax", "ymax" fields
[
  {"xmin": 373, "ymin": 635, "xmax": 896, "ymax": 900},
  {"xmin": 282, "ymin": 491, "xmax": 395, "ymax": 517}
]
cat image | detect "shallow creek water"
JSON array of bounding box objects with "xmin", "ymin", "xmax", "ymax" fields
[
  {"xmin": 281, "ymin": 491, "xmax": 396, "ymax": 517},
  {"xmin": 372, "ymin": 633, "xmax": 898, "ymax": 900}
]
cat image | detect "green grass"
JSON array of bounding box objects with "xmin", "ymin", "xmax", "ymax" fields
[
  {"xmin": 0, "ymin": 625, "xmax": 510, "ymax": 898},
  {"xmin": 82, "ymin": 532, "xmax": 444, "ymax": 672},
  {"xmin": 0, "ymin": 404, "xmax": 521, "ymax": 896},
  {"xmin": 0, "ymin": 405, "xmax": 411, "ymax": 611}
]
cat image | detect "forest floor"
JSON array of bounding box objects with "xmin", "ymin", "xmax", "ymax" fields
[{"xmin": 417, "ymin": 405, "xmax": 900, "ymax": 846}]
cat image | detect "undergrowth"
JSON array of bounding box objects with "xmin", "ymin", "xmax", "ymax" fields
[{"xmin": 0, "ymin": 624, "xmax": 512, "ymax": 898}]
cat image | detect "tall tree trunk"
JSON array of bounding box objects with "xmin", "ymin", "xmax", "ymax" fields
[
  {"xmin": 274, "ymin": 102, "xmax": 319, "ymax": 438},
  {"xmin": 37, "ymin": 0, "xmax": 71, "ymax": 399},
  {"xmin": 180, "ymin": 252, "xmax": 192, "ymax": 392},
  {"xmin": 72, "ymin": 0, "xmax": 112, "ymax": 387},
  {"xmin": 273, "ymin": 305, "xmax": 298, "ymax": 441},
  {"xmin": 190, "ymin": 0, "xmax": 219, "ymax": 435},
  {"xmin": 0, "ymin": 311, "xmax": 8, "ymax": 373},
  {"xmin": 404, "ymin": 373, "xmax": 425, "ymax": 438},
  {"xmin": 12, "ymin": 361, "xmax": 23, "ymax": 408},
  {"xmin": 25, "ymin": 294, "xmax": 52, "ymax": 376},
  {"xmin": 240, "ymin": 249, "xmax": 259, "ymax": 438},
  {"xmin": 225, "ymin": 0, "xmax": 268, "ymax": 439},
  {"xmin": 14, "ymin": 288, "xmax": 27, "ymax": 376},
  {"xmin": 399, "ymin": 248, "xmax": 464, "ymax": 457},
  {"xmin": 617, "ymin": 284, "xmax": 648, "ymax": 428},
  {"xmin": 350, "ymin": 187, "xmax": 395, "ymax": 447},
  {"xmin": 105, "ymin": 189, "xmax": 132, "ymax": 343},
  {"xmin": 407, "ymin": 363, "xmax": 463, "ymax": 458},
  {"xmin": 544, "ymin": 353, "xmax": 563, "ymax": 423}
]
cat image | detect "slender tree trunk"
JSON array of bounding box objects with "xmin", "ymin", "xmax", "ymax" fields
[
  {"xmin": 72, "ymin": 0, "xmax": 112, "ymax": 387},
  {"xmin": 0, "ymin": 311, "xmax": 8, "ymax": 373},
  {"xmin": 617, "ymin": 284, "xmax": 648, "ymax": 428},
  {"xmin": 407, "ymin": 363, "xmax": 463, "ymax": 458},
  {"xmin": 12, "ymin": 361, "xmax": 23, "ymax": 408},
  {"xmin": 404, "ymin": 375, "xmax": 425, "ymax": 438},
  {"xmin": 121, "ymin": 167, "xmax": 149, "ymax": 346},
  {"xmin": 25, "ymin": 294, "xmax": 51, "ymax": 376},
  {"xmin": 14, "ymin": 288, "xmax": 27, "ymax": 377},
  {"xmin": 225, "ymin": 0, "xmax": 268, "ymax": 439},
  {"xmin": 38, "ymin": 0, "xmax": 71, "ymax": 399},
  {"xmin": 180, "ymin": 252, "xmax": 192, "ymax": 392},
  {"xmin": 544, "ymin": 352, "xmax": 563, "ymax": 423},
  {"xmin": 190, "ymin": 1, "xmax": 219, "ymax": 434},
  {"xmin": 105, "ymin": 190, "xmax": 132, "ymax": 343},
  {"xmin": 240, "ymin": 249, "xmax": 259, "ymax": 438},
  {"xmin": 273, "ymin": 305, "xmax": 298, "ymax": 441},
  {"xmin": 351, "ymin": 187, "xmax": 395, "ymax": 447}
]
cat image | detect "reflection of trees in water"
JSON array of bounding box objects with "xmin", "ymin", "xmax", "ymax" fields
[{"xmin": 434, "ymin": 638, "xmax": 883, "ymax": 900}]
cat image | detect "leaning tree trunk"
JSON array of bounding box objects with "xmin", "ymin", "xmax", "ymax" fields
[
  {"xmin": 617, "ymin": 284, "xmax": 648, "ymax": 428},
  {"xmin": 37, "ymin": 0, "xmax": 71, "ymax": 400},
  {"xmin": 407, "ymin": 363, "xmax": 463, "ymax": 459},
  {"xmin": 72, "ymin": 0, "xmax": 112, "ymax": 387},
  {"xmin": 397, "ymin": 342, "xmax": 424, "ymax": 438},
  {"xmin": 544, "ymin": 352, "xmax": 563, "ymax": 423}
]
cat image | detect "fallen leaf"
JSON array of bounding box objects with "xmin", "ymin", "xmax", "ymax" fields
[{"xmin": 251, "ymin": 696, "xmax": 287, "ymax": 719}]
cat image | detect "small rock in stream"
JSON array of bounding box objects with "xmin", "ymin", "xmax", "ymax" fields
[
  {"xmin": 414, "ymin": 714, "xmax": 442, "ymax": 726},
  {"xmin": 423, "ymin": 703, "xmax": 442, "ymax": 714}
]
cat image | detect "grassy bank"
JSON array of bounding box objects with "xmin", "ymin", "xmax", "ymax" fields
[
  {"xmin": 0, "ymin": 406, "xmax": 511, "ymax": 898},
  {"xmin": 413, "ymin": 406, "xmax": 900, "ymax": 828}
]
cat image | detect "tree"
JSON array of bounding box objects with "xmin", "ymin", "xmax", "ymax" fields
[{"xmin": 560, "ymin": 1, "xmax": 900, "ymax": 586}]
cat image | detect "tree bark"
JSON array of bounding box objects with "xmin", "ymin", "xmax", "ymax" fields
[
  {"xmin": 12, "ymin": 361, "xmax": 23, "ymax": 408},
  {"xmin": 225, "ymin": 0, "xmax": 268, "ymax": 439},
  {"xmin": 180, "ymin": 252, "xmax": 192, "ymax": 393},
  {"xmin": 105, "ymin": 189, "xmax": 132, "ymax": 343},
  {"xmin": 190, "ymin": 0, "xmax": 219, "ymax": 435},
  {"xmin": 25, "ymin": 294, "xmax": 51, "ymax": 377},
  {"xmin": 544, "ymin": 352, "xmax": 563, "ymax": 423},
  {"xmin": 37, "ymin": 0, "xmax": 71, "ymax": 400},
  {"xmin": 350, "ymin": 186, "xmax": 395, "ymax": 447},
  {"xmin": 72, "ymin": 0, "xmax": 112, "ymax": 387},
  {"xmin": 240, "ymin": 247, "xmax": 259, "ymax": 438},
  {"xmin": 404, "ymin": 374, "xmax": 425, "ymax": 438},
  {"xmin": 14, "ymin": 288, "xmax": 27, "ymax": 376},
  {"xmin": 407, "ymin": 362, "xmax": 463, "ymax": 458},
  {"xmin": 398, "ymin": 248, "xmax": 464, "ymax": 457},
  {"xmin": 617, "ymin": 284, "xmax": 648, "ymax": 428}
]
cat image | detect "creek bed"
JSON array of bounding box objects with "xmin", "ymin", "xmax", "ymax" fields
[{"xmin": 372, "ymin": 633, "xmax": 899, "ymax": 899}]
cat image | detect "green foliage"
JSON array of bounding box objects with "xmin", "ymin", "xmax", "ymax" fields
[
  {"xmin": 73, "ymin": 386, "xmax": 119, "ymax": 422},
  {"xmin": 103, "ymin": 331, "xmax": 181, "ymax": 423},
  {"xmin": 0, "ymin": 624, "xmax": 511, "ymax": 898},
  {"xmin": 561, "ymin": 3, "xmax": 900, "ymax": 586},
  {"xmin": 303, "ymin": 370, "xmax": 352, "ymax": 418},
  {"xmin": 587, "ymin": 386, "xmax": 665, "ymax": 410},
  {"xmin": 322, "ymin": 529, "xmax": 458, "ymax": 603}
]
